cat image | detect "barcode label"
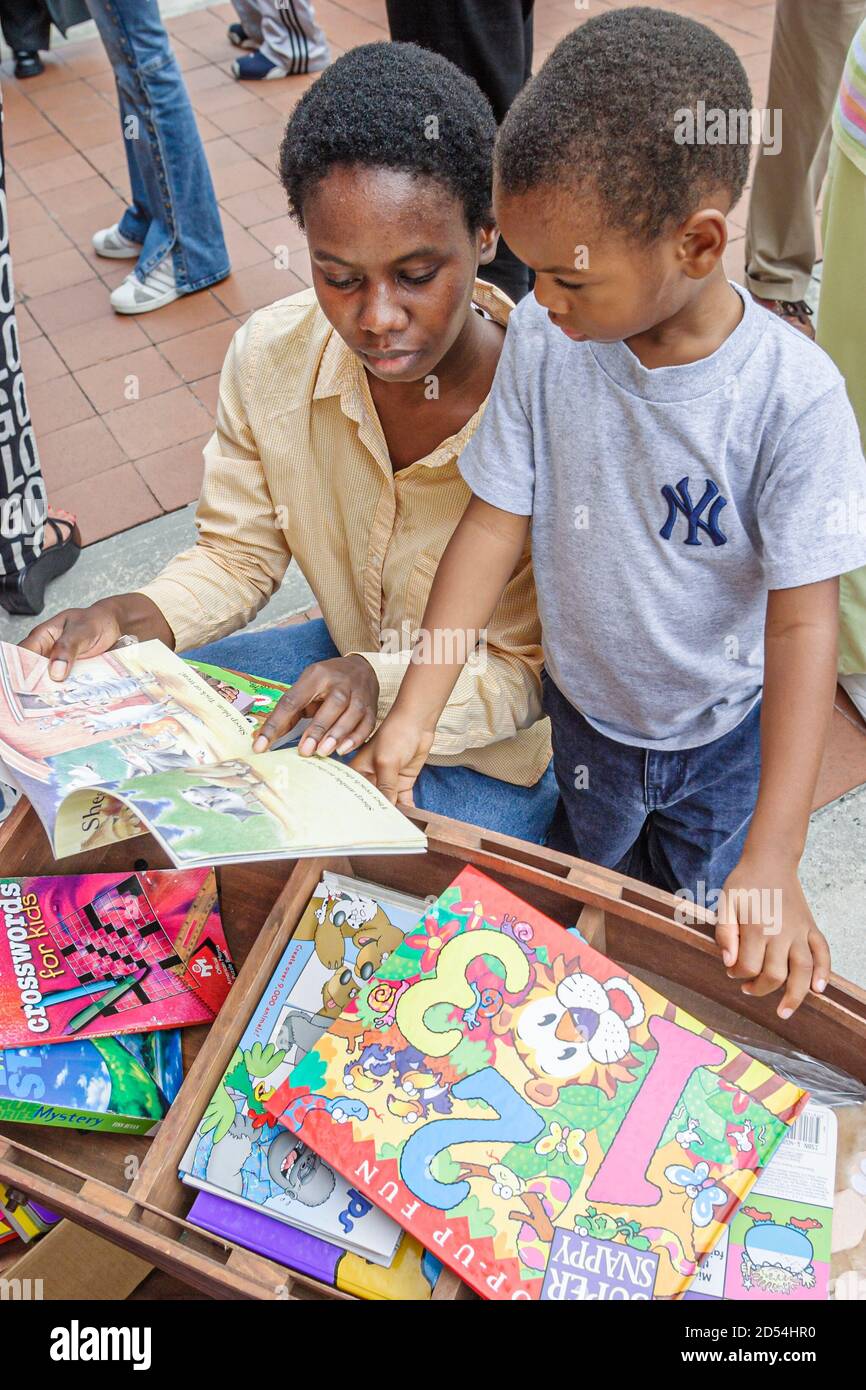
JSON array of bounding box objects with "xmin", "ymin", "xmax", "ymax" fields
[{"xmin": 788, "ymin": 1109, "xmax": 826, "ymax": 1153}]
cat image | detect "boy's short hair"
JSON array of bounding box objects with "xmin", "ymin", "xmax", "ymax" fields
[
  {"xmin": 279, "ymin": 42, "xmax": 497, "ymax": 233},
  {"xmin": 497, "ymin": 6, "xmax": 753, "ymax": 240}
]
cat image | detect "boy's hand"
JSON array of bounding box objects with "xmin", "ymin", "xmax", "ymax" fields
[
  {"xmin": 351, "ymin": 715, "xmax": 435, "ymax": 807},
  {"xmin": 716, "ymin": 852, "xmax": 830, "ymax": 1019},
  {"xmin": 253, "ymin": 656, "xmax": 379, "ymax": 757}
]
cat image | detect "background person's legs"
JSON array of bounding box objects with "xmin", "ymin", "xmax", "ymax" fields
[
  {"xmin": 87, "ymin": 0, "xmax": 230, "ymax": 306},
  {"xmin": 819, "ymin": 144, "xmax": 866, "ymax": 719},
  {"xmin": 230, "ymin": 0, "xmax": 264, "ymax": 47},
  {"xmin": 0, "ymin": 0, "xmax": 51, "ymax": 53},
  {"xmin": 234, "ymin": 0, "xmax": 330, "ymax": 74},
  {"xmin": 386, "ymin": 0, "xmax": 534, "ymax": 301},
  {"xmin": 745, "ymin": 0, "xmax": 866, "ymax": 310}
]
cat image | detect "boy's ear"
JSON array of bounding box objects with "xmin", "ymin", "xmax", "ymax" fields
[
  {"xmin": 477, "ymin": 220, "xmax": 501, "ymax": 267},
  {"xmin": 678, "ymin": 207, "xmax": 728, "ymax": 281}
]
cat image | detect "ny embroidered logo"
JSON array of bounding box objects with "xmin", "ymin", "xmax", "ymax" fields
[{"xmin": 659, "ymin": 477, "xmax": 728, "ymax": 547}]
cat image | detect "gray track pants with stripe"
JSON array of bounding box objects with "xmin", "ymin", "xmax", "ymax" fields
[{"xmin": 232, "ymin": 0, "xmax": 330, "ymax": 74}]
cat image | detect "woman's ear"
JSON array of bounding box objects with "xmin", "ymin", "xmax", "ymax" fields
[{"xmin": 477, "ymin": 220, "xmax": 501, "ymax": 267}]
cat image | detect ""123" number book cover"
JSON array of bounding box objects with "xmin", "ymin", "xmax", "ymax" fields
[{"xmin": 266, "ymin": 867, "xmax": 808, "ymax": 1301}]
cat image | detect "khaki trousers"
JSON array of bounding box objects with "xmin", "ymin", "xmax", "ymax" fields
[{"xmin": 745, "ymin": 0, "xmax": 866, "ymax": 301}]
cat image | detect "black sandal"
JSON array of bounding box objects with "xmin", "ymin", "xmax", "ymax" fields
[{"xmin": 0, "ymin": 515, "xmax": 81, "ymax": 617}]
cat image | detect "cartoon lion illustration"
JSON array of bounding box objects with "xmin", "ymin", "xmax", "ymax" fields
[{"xmin": 492, "ymin": 954, "xmax": 646, "ymax": 1104}]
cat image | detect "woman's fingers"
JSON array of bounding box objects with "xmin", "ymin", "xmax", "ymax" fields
[
  {"xmin": 20, "ymin": 616, "xmax": 68, "ymax": 660},
  {"xmin": 253, "ymin": 687, "xmax": 310, "ymax": 751},
  {"xmin": 20, "ymin": 609, "xmax": 120, "ymax": 678},
  {"xmin": 298, "ymin": 685, "xmax": 353, "ymax": 755},
  {"xmin": 306, "ymin": 691, "xmax": 376, "ymax": 756},
  {"xmin": 740, "ymin": 935, "xmax": 789, "ymax": 999}
]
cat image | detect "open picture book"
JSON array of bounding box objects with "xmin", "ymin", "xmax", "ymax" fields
[{"xmin": 0, "ymin": 640, "xmax": 426, "ymax": 867}]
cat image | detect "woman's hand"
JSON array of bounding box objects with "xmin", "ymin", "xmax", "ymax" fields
[
  {"xmin": 253, "ymin": 655, "xmax": 380, "ymax": 757},
  {"xmin": 21, "ymin": 594, "xmax": 173, "ymax": 679}
]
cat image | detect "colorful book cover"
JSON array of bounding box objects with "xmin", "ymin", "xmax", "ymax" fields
[
  {"xmin": 684, "ymin": 1103, "xmax": 836, "ymax": 1301},
  {"xmin": 0, "ymin": 1184, "xmax": 59, "ymax": 1243},
  {"xmin": 0, "ymin": 869, "xmax": 234, "ymax": 1048},
  {"xmin": 179, "ymin": 873, "xmax": 426, "ymax": 1263},
  {"xmin": 0, "ymin": 1027, "xmax": 183, "ymax": 1135},
  {"xmin": 266, "ymin": 867, "xmax": 809, "ymax": 1301},
  {"xmin": 0, "ymin": 638, "xmax": 252, "ymax": 854},
  {"xmin": 0, "ymin": 641, "xmax": 426, "ymax": 867},
  {"xmin": 188, "ymin": 1191, "xmax": 443, "ymax": 1300},
  {"xmin": 183, "ymin": 662, "xmax": 291, "ymax": 741}
]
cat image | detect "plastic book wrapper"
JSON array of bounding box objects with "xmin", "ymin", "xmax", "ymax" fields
[{"xmin": 267, "ymin": 866, "xmax": 808, "ymax": 1301}]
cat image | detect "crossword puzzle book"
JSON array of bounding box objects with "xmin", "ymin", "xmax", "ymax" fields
[
  {"xmin": 0, "ymin": 868, "xmax": 235, "ymax": 1048},
  {"xmin": 0, "ymin": 640, "xmax": 426, "ymax": 867}
]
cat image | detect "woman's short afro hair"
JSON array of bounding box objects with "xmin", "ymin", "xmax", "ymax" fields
[
  {"xmin": 279, "ymin": 42, "xmax": 497, "ymax": 233},
  {"xmin": 497, "ymin": 7, "xmax": 753, "ymax": 241}
]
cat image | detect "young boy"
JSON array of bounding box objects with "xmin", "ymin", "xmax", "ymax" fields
[{"xmin": 354, "ymin": 8, "xmax": 866, "ymax": 1016}]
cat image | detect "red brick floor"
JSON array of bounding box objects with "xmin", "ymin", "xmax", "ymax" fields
[{"xmin": 3, "ymin": 0, "xmax": 864, "ymax": 798}]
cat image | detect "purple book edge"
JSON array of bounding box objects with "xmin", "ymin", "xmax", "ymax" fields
[{"xmin": 188, "ymin": 1191, "xmax": 343, "ymax": 1286}]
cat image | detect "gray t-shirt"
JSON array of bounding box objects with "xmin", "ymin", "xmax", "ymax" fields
[{"xmin": 459, "ymin": 286, "xmax": 866, "ymax": 750}]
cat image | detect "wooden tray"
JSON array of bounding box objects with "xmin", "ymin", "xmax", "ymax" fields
[{"xmin": 1, "ymin": 799, "xmax": 864, "ymax": 1300}]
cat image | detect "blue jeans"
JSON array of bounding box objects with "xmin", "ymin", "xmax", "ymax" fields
[
  {"xmin": 543, "ymin": 675, "xmax": 761, "ymax": 900},
  {"xmin": 184, "ymin": 620, "xmax": 559, "ymax": 844},
  {"xmin": 87, "ymin": 0, "xmax": 230, "ymax": 292}
]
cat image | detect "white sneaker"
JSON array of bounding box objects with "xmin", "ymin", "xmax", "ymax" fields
[
  {"xmin": 109, "ymin": 255, "xmax": 180, "ymax": 315},
  {"xmin": 92, "ymin": 223, "xmax": 141, "ymax": 258}
]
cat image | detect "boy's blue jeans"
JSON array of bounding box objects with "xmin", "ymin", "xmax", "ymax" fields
[
  {"xmin": 87, "ymin": 0, "xmax": 230, "ymax": 292},
  {"xmin": 183, "ymin": 620, "xmax": 559, "ymax": 845},
  {"xmin": 543, "ymin": 674, "xmax": 761, "ymax": 902}
]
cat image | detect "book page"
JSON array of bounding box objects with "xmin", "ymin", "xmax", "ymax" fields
[
  {"xmin": 0, "ymin": 640, "xmax": 251, "ymax": 853},
  {"xmin": 54, "ymin": 750, "xmax": 427, "ymax": 866}
]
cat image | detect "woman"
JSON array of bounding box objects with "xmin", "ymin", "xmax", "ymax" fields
[{"xmin": 22, "ymin": 43, "xmax": 556, "ymax": 842}]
